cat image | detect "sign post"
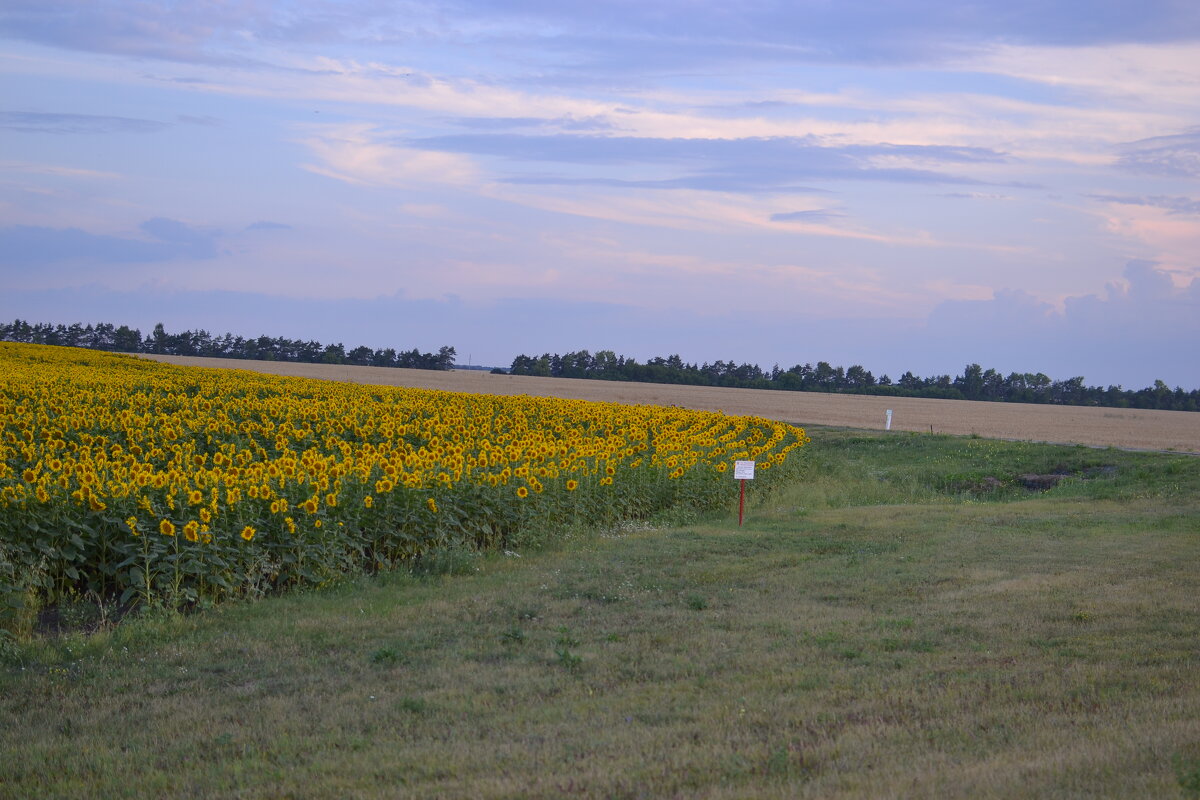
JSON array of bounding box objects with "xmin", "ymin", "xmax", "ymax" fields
[
  {"xmin": 734, "ymin": 460, "xmax": 755, "ymax": 526},
  {"xmin": 885, "ymin": 409, "xmax": 893, "ymax": 431}
]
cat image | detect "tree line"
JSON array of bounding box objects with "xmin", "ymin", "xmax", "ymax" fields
[
  {"xmin": 3, "ymin": 319, "xmax": 1193, "ymax": 410},
  {"xmin": 505, "ymin": 350, "xmax": 1199, "ymax": 411},
  {"xmin": 0, "ymin": 319, "xmax": 457, "ymax": 371}
]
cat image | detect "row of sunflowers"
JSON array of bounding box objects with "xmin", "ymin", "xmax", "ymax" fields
[{"xmin": 0, "ymin": 342, "xmax": 808, "ymax": 619}]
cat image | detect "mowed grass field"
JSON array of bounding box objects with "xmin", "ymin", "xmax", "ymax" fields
[
  {"xmin": 3, "ymin": 415, "xmax": 1198, "ymax": 798},
  {"xmin": 139, "ymin": 354, "xmax": 1200, "ymax": 454}
]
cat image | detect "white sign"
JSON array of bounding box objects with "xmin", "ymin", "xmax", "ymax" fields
[
  {"xmin": 885, "ymin": 409, "xmax": 893, "ymax": 431},
  {"xmin": 734, "ymin": 460, "xmax": 756, "ymax": 480}
]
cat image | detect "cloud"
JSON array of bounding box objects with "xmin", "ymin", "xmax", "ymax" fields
[
  {"xmin": 0, "ymin": 111, "xmax": 168, "ymax": 135},
  {"xmin": 938, "ymin": 192, "xmax": 1011, "ymax": 201},
  {"xmin": 177, "ymin": 114, "xmax": 221, "ymax": 126},
  {"xmin": 448, "ymin": 116, "xmax": 549, "ymax": 130},
  {"xmin": 448, "ymin": 115, "xmax": 614, "ymax": 131},
  {"xmin": 1090, "ymin": 194, "xmax": 1200, "ymax": 215},
  {"xmin": 1088, "ymin": 193, "xmax": 1200, "ymax": 282},
  {"xmin": 919, "ymin": 261, "xmax": 1200, "ymax": 386},
  {"xmin": 0, "ymin": 161, "xmax": 121, "ymax": 179},
  {"xmin": 4, "ymin": 0, "xmax": 1199, "ymax": 82},
  {"xmin": 485, "ymin": 181, "xmax": 948, "ymax": 245},
  {"xmin": 963, "ymin": 41, "xmax": 1200, "ymax": 115},
  {"xmin": 0, "ymin": 219, "xmax": 220, "ymax": 267},
  {"xmin": 298, "ymin": 123, "xmax": 479, "ymax": 187},
  {"xmin": 500, "ymin": 175, "xmax": 831, "ymax": 194},
  {"xmin": 245, "ymin": 220, "xmax": 293, "ymax": 231},
  {"xmin": 0, "ymin": 0, "xmax": 273, "ymax": 65},
  {"xmin": 435, "ymin": 1, "xmax": 1200, "ymax": 75},
  {"xmin": 418, "ymin": 1, "xmax": 1200, "ymax": 75},
  {"xmin": 1117, "ymin": 130, "xmax": 1200, "ymax": 178},
  {"xmin": 410, "ymin": 133, "xmax": 1005, "ymax": 167},
  {"xmin": 770, "ymin": 209, "xmax": 845, "ymax": 222},
  {"xmin": 926, "ymin": 287, "xmax": 1057, "ymax": 336},
  {"xmin": 409, "ymin": 133, "xmax": 1005, "ymax": 191},
  {"xmin": 139, "ymin": 218, "xmax": 220, "ymax": 258}
]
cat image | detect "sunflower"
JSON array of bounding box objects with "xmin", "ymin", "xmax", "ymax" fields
[
  {"xmin": 566, "ymin": 479, "xmax": 578, "ymax": 491},
  {"xmin": 240, "ymin": 525, "xmax": 256, "ymax": 541},
  {"xmin": 426, "ymin": 497, "xmax": 438, "ymax": 513},
  {"xmin": 516, "ymin": 486, "xmax": 529, "ymax": 498},
  {"xmin": 159, "ymin": 518, "xmax": 176, "ymax": 537}
]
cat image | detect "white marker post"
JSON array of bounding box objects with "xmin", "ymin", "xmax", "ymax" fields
[
  {"xmin": 734, "ymin": 460, "xmax": 755, "ymax": 526},
  {"xmin": 885, "ymin": 409, "xmax": 893, "ymax": 431}
]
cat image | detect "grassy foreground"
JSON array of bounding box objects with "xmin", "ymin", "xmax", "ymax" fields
[{"xmin": 2, "ymin": 429, "xmax": 1198, "ymax": 799}]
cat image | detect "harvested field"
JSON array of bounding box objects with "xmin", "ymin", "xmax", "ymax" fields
[{"xmin": 139, "ymin": 354, "xmax": 1200, "ymax": 453}]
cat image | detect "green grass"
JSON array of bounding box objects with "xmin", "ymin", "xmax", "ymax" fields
[{"xmin": 2, "ymin": 429, "xmax": 1198, "ymax": 798}]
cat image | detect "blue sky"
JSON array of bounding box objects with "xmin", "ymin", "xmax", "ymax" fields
[{"xmin": 2, "ymin": 1, "xmax": 1199, "ymax": 388}]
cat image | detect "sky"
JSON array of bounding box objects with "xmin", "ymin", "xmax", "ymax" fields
[{"xmin": 2, "ymin": 1, "xmax": 1199, "ymax": 389}]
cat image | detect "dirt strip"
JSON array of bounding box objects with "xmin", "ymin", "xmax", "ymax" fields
[{"xmin": 138, "ymin": 354, "xmax": 1200, "ymax": 454}]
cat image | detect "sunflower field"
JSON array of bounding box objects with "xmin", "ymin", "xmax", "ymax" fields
[{"xmin": 0, "ymin": 342, "xmax": 808, "ymax": 624}]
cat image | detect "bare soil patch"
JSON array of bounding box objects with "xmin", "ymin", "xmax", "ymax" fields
[{"xmin": 139, "ymin": 354, "xmax": 1200, "ymax": 453}]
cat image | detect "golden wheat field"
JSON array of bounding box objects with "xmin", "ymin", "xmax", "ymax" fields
[{"xmin": 141, "ymin": 354, "xmax": 1200, "ymax": 454}]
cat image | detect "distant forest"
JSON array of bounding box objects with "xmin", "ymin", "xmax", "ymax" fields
[
  {"xmin": 0, "ymin": 320, "xmax": 457, "ymax": 371},
  {"xmin": 506, "ymin": 350, "xmax": 1199, "ymax": 412}
]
